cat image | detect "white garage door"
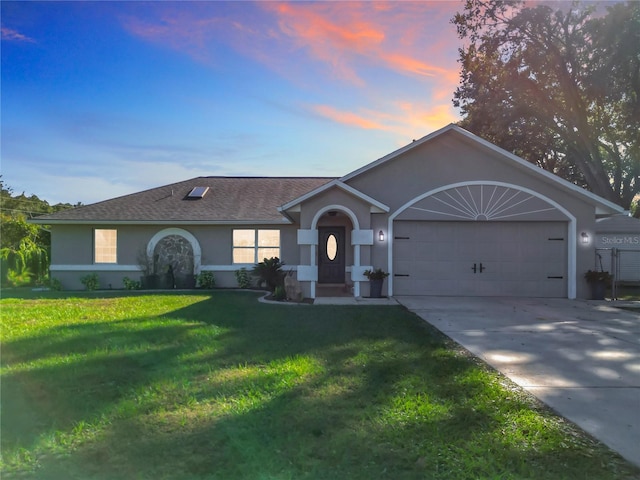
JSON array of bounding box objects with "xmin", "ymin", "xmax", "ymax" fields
[{"xmin": 393, "ymin": 221, "xmax": 567, "ymax": 297}]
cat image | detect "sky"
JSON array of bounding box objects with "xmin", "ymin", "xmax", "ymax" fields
[{"xmin": 2, "ymin": 1, "xmax": 468, "ymax": 205}]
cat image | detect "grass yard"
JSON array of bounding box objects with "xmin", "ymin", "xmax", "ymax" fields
[{"xmin": 1, "ymin": 291, "xmax": 638, "ymax": 480}]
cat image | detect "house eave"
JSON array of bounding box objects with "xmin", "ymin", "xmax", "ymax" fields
[
  {"xmin": 341, "ymin": 123, "xmax": 625, "ymax": 216},
  {"xmin": 280, "ymin": 179, "xmax": 390, "ymax": 213},
  {"xmin": 28, "ymin": 219, "xmax": 294, "ymax": 226}
]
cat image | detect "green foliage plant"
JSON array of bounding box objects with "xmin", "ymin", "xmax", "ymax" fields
[
  {"xmin": 584, "ymin": 270, "xmax": 612, "ymax": 283},
  {"xmin": 363, "ymin": 268, "xmax": 389, "ymax": 280},
  {"xmin": 0, "ymin": 179, "xmax": 76, "ymax": 287},
  {"xmin": 49, "ymin": 277, "xmax": 63, "ymax": 291},
  {"xmin": 452, "ymin": 0, "xmax": 640, "ymax": 209},
  {"xmin": 122, "ymin": 277, "xmax": 141, "ymax": 290},
  {"xmin": 252, "ymin": 257, "xmax": 284, "ymax": 292},
  {"xmin": 273, "ymin": 285, "xmax": 287, "ymax": 301},
  {"xmin": 80, "ymin": 273, "xmax": 99, "ymax": 291},
  {"xmin": 6, "ymin": 265, "xmax": 33, "ymax": 287},
  {"xmin": 197, "ymin": 271, "xmax": 216, "ymax": 289},
  {"xmin": 1, "ymin": 215, "xmax": 49, "ymax": 287},
  {"xmin": 235, "ymin": 267, "xmax": 251, "ymax": 289}
]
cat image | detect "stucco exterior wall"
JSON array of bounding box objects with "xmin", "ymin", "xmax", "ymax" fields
[
  {"xmin": 343, "ymin": 132, "xmax": 601, "ymax": 299},
  {"xmin": 50, "ymin": 223, "xmax": 298, "ymax": 290}
]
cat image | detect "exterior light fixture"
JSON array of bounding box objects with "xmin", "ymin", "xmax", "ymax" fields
[
  {"xmin": 581, "ymin": 232, "xmax": 589, "ymax": 244},
  {"xmin": 379, "ymin": 230, "xmax": 385, "ymax": 242}
]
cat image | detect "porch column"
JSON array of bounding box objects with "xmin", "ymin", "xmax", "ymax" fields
[
  {"xmin": 351, "ymin": 229, "xmax": 374, "ymax": 297},
  {"xmin": 297, "ymin": 229, "xmax": 318, "ymax": 297}
]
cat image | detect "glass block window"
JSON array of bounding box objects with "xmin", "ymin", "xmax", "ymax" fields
[
  {"xmin": 94, "ymin": 229, "xmax": 117, "ymax": 263},
  {"xmin": 233, "ymin": 229, "xmax": 280, "ymax": 264}
]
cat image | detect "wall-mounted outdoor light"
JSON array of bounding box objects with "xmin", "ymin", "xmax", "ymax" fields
[
  {"xmin": 379, "ymin": 230, "xmax": 385, "ymax": 242},
  {"xmin": 581, "ymin": 232, "xmax": 589, "ymax": 244}
]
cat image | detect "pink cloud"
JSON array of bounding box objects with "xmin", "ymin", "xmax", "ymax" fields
[
  {"xmin": 121, "ymin": 2, "xmax": 460, "ymax": 88},
  {"xmin": 121, "ymin": 2, "xmax": 463, "ymax": 134},
  {"xmin": 309, "ymin": 101, "xmax": 458, "ymax": 139},
  {"xmin": 262, "ymin": 1, "xmax": 459, "ymax": 86},
  {"xmin": 310, "ymin": 104, "xmax": 386, "ymax": 130},
  {"xmin": 1, "ymin": 27, "xmax": 36, "ymax": 43},
  {"xmin": 122, "ymin": 13, "xmax": 225, "ymax": 66}
]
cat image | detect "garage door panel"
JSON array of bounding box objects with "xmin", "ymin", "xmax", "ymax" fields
[{"xmin": 393, "ymin": 221, "xmax": 567, "ymax": 297}]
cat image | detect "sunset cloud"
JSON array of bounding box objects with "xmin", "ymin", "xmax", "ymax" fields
[
  {"xmin": 308, "ymin": 101, "xmax": 458, "ymax": 141},
  {"xmin": 310, "ymin": 104, "xmax": 386, "ymax": 130},
  {"xmin": 121, "ymin": 2, "xmax": 461, "ymax": 89},
  {"xmin": 1, "ymin": 27, "xmax": 35, "ymax": 43},
  {"xmin": 262, "ymin": 1, "xmax": 458, "ymax": 86},
  {"xmin": 3, "ymin": 1, "xmax": 466, "ymax": 204}
]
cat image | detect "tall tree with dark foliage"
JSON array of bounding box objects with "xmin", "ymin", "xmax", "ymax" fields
[{"xmin": 452, "ymin": 0, "xmax": 639, "ymax": 210}]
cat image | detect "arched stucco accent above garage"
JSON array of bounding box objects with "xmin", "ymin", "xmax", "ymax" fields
[
  {"xmin": 388, "ymin": 181, "xmax": 578, "ymax": 299},
  {"xmin": 394, "ymin": 182, "xmax": 571, "ymax": 222}
]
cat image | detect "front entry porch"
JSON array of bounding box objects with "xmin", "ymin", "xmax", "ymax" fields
[{"xmin": 315, "ymin": 282, "xmax": 353, "ymax": 298}]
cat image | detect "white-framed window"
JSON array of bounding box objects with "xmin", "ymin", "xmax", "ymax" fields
[
  {"xmin": 233, "ymin": 229, "xmax": 280, "ymax": 264},
  {"xmin": 94, "ymin": 229, "xmax": 117, "ymax": 263}
]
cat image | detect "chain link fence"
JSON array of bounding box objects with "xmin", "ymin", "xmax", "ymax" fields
[{"xmin": 595, "ymin": 247, "xmax": 640, "ymax": 299}]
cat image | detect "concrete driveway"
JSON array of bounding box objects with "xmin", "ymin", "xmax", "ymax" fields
[{"xmin": 396, "ymin": 296, "xmax": 640, "ymax": 467}]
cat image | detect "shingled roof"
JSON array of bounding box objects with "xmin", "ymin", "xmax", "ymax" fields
[{"xmin": 31, "ymin": 177, "xmax": 334, "ymax": 224}]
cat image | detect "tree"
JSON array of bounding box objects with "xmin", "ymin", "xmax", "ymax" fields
[
  {"xmin": 0, "ymin": 213, "xmax": 49, "ymax": 285},
  {"xmin": 0, "ymin": 179, "xmax": 76, "ymax": 285},
  {"xmin": 0, "ymin": 177, "xmax": 78, "ymax": 217},
  {"xmin": 452, "ymin": 0, "xmax": 639, "ymax": 209}
]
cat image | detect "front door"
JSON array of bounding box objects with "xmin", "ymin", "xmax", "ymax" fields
[{"xmin": 318, "ymin": 227, "xmax": 345, "ymax": 283}]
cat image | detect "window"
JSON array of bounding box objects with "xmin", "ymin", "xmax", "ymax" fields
[
  {"xmin": 233, "ymin": 229, "xmax": 280, "ymax": 264},
  {"xmin": 187, "ymin": 186, "xmax": 209, "ymax": 198},
  {"xmin": 94, "ymin": 229, "xmax": 117, "ymax": 263}
]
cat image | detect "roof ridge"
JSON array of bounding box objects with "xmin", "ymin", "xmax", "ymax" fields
[{"xmin": 196, "ymin": 176, "xmax": 337, "ymax": 179}]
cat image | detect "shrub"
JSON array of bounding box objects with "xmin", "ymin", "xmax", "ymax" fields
[
  {"xmin": 197, "ymin": 271, "xmax": 216, "ymax": 289},
  {"xmin": 252, "ymin": 257, "xmax": 285, "ymax": 292},
  {"xmin": 6, "ymin": 266, "xmax": 33, "ymax": 287},
  {"xmin": 584, "ymin": 270, "xmax": 612, "ymax": 283},
  {"xmin": 80, "ymin": 273, "xmax": 99, "ymax": 291},
  {"xmin": 273, "ymin": 285, "xmax": 287, "ymax": 301},
  {"xmin": 49, "ymin": 277, "xmax": 63, "ymax": 291},
  {"xmin": 235, "ymin": 267, "xmax": 251, "ymax": 289},
  {"xmin": 122, "ymin": 276, "xmax": 141, "ymax": 290},
  {"xmin": 363, "ymin": 268, "xmax": 389, "ymax": 280}
]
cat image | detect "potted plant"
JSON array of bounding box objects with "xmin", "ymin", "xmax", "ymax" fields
[
  {"xmin": 584, "ymin": 270, "xmax": 612, "ymax": 300},
  {"xmin": 364, "ymin": 268, "xmax": 389, "ymax": 298}
]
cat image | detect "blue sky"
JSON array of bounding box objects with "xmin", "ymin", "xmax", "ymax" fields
[{"xmin": 2, "ymin": 1, "xmax": 465, "ymax": 205}]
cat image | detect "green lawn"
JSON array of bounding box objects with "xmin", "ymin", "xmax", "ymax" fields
[{"xmin": 1, "ymin": 291, "xmax": 638, "ymax": 479}]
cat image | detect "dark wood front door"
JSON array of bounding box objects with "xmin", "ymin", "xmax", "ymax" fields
[{"xmin": 318, "ymin": 227, "xmax": 345, "ymax": 284}]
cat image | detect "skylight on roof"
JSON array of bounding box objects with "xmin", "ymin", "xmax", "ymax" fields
[{"xmin": 187, "ymin": 186, "xmax": 210, "ymax": 199}]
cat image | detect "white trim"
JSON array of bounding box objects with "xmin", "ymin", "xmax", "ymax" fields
[
  {"xmin": 50, "ymin": 264, "xmax": 141, "ymax": 272},
  {"xmin": 336, "ymin": 182, "xmax": 390, "ymax": 212},
  {"xmin": 147, "ymin": 227, "xmax": 202, "ymax": 274},
  {"xmin": 297, "ymin": 229, "xmax": 319, "ymax": 245},
  {"xmin": 387, "ymin": 181, "xmax": 577, "ymax": 299},
  {"xmin": 351, "ymin": 229, "xmax": 374, "ymax": 245},
  {"xmin": 311, "ymin": 204, "xmax": 361, "ymax": 230},
  {"xmin": 200, "ymin": 265, "xmax": 298, "ymax": 272},
  {"xmin": 296, "ymin": 265, "xmax": 318, "ymax": 281},
  {"xmin": 279, "ymin": 179, "xmax": 389, "ymax": 213},
  {"xmin": 341, "ymin": 123, "xmax": 623, "ymax": 216}
]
